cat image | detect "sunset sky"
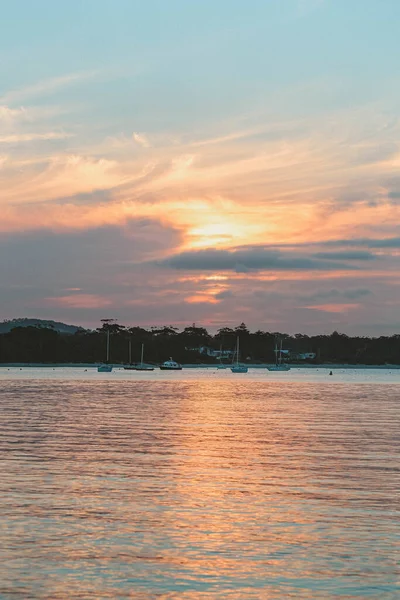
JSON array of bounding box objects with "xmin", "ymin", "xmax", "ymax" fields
[{"xmin": 1, "ymin": 0, "xmax": 400, "ymax": 334}]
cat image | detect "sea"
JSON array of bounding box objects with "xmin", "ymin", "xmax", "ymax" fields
[{"xmin": 0, "ymin": 367, "xmax": 399, "ymax": 599}]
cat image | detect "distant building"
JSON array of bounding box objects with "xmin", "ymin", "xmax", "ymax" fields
[
  {"xmin": 290, "ymin": 352, "xmax": 316, "ymax": 361},
  {"xmin": 186, "ymin": 346, "xmax": 235, "ymax": 358},
  {"xmin": 200, "ymin": 346, "xmax": 235, "ymax": 358}
]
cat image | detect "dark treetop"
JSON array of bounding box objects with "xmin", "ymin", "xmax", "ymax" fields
[{"xmin": 0, "ymin": 320, "xmax": 399, "ymax": 365}]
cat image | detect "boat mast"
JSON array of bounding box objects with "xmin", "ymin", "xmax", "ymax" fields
[
  {"xmin": 141, "ymin": 343, "xmax": 144, "ymax": 365},
  {"xmin": 237, "ymin": 337, "xmax": 240, "ymax": 366},
  {"xmin": 100, "ymin": 318, "xmax": 117, "ymax": 365},
  {"xmin": 129, "ymin": 339, "xmax": 132, "ymax": 364}
]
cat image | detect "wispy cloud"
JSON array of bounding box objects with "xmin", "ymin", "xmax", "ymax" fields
[
  {"xmin": 1, "ymin": 70, "xmax": 99, "ymax": 104},
  {"xmin": 0, "ymin": 131, "xmax": 72, "ymax": 143},
  {"xmin": 1, "ymin": 100, "xmax": 400, "ymax": 268},
  {"xmin": 44, "ymin": 293, "xmax": 112, "ymax": 309}
]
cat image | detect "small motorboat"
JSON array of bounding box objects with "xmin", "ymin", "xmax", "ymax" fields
[
  {"xmin": 231, "ymin": 365, "xmax": 248, "ymax": 373},
  {"xmin": 160, "ymin": 358, "xmax": 182, "ymax": 371}
]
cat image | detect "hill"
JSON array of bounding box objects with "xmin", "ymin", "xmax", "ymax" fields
[{"xmin": 0, "ymin": 318, "xmax": 85, "ymax": 334}]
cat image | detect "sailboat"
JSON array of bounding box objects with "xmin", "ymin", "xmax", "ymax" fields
[
  {"xmin": 98, "ymin": 329, "xmax": 113, "ymax": 372},
  {"xmin": 267, "ymin": 339, "xmax": 290, "ymax": 372},
  {"xmin": 123, "ymin": 339, "xmax": 136, "ymax": 370},
  {"xmin": 136, "ymin": 343, "xmax": 154, "ymax": 371},
  {"xmin": 217, "ymin": 344, "xmax": 227, "ymax": 369},
  {"xmin": 231, "ymin": 337, "xmax": 248, "ymax": 373}
]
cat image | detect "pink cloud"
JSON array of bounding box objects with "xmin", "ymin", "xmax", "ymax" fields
[{"xmin": 45, "ymin": 294, "xmax": 112, "ymax": 309}]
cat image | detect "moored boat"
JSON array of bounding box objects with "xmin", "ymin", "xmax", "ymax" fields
[
  {"xmin": 136, "ymin": 343, "xmax": 154, "ymax": 371},
  {"xmin": 98, "ymin": 327, "xmax": 113, "ymax": 372},
  {"xmin": 267, "ymin": 339, "xmax": 290, "ymax": 371},
  {"xmin": 216, "ymin": 344, "xmax": 227, "ymax": 369},
  {"xmin": 231, "ymin": 337, "xmax": 248, "ymax": 373},
  {"xmin": 123, "ymin": 339, "xmax": 136, "ymax": 370},
  {"xmin": 160, "ymin": 358, "xmax": 182, "ymax": 370}
]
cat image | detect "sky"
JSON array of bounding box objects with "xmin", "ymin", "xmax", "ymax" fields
[{"xmin": 1, "ymin": 0, "xmax": 400, "ymax": 335}]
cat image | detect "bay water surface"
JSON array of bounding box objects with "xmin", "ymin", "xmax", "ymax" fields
[{"xmin": 0, "ymin": 368, "xmax": 399, "ymax": 598}]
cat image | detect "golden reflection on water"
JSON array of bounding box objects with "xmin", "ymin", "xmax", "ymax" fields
[{"xmin": 0, "ymin": 379, "xmax": 399, "ymax": 599}]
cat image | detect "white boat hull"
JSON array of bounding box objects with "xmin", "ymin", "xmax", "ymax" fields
[{"xmin": 160, "ymin": 358, "xmax": 182, "ymax": 370}]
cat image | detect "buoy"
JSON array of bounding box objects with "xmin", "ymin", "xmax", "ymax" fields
[{"xmin": 329, "ymin": 371, "xmax": 333, "ymax": 376}]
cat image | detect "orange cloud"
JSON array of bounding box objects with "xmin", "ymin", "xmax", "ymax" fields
[
  {"xmin": 305, "ymin": 303, "xmax": 361, "ymax": 313},
  {"xmin": 185, "ymin": 294, "xmax": 220, "ymax": 304},
  {"xmin": 1, "ymin": 103, "xmax": 400, "ymax": 261}
]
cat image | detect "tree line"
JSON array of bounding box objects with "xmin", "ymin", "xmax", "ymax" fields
[{"xmin": 0, "ymin": 321, "xmax": 399, "ymax": 364}]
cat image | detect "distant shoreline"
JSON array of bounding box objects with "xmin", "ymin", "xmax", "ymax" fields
[{"xmin": 1, "ymin": 363, "xmax": 400, "ymax": 370}]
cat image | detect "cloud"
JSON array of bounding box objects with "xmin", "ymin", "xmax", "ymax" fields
[
  {"xmin": 353, "ymin": 142, "xmax": 399, "ymax": 165},
  {"xmin": 302, "ymin": 288, "xmax": 372, "ymax": 303},
  {"xmin": 312, "ymin": 250, "xmax": 377, "ymax": 260},
  {"xmin": 156, "ymin": 247, "xmax": 361, "ymax": 272},
  {"xmin": 45, "ymin": 294, "xmax": 111, "ymax": 309},
  {"xmin": 215, "ymin": 289, "xmax": 234, "ymax": 299},
  {"xmin": 0, "ymin": 220, "xmax": 395, "ymax": 335},
  {"xmin": 1, "ymin": 70, "xmax": 100, "ymax": 104},
  {"xmin": 1, "ymin": 98, "xmax": 400, "ymax": 250},
  {"xmin": 388, "ymin": 191, "xmax": 400, "ymax": 200},
  {"xmin": 324, "ymin": 236, "xmax": 400, "ymax": 249},
  {"xmin": 0, "ymin": 154, "xmax": 127, "ymax": 211},
  {"xmin": 0, "ymin": 105, "xmax": 28, "ymax": 124},
  {"xmin": 0, "ymin": 218, "xmax": 184, "ymax": 324},
  {"xmin": 132, "ymin": 132, "xmax": 151, "ymax": 148},
  {"xmin": 0, "ymin": 131, "xmax": 72, "ymax": 143},
  {"xmin": 304, "ymin": 303, "xmax": 361, "ymax": 313}
]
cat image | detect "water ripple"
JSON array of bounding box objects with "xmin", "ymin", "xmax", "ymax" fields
[{"xmin": 0, "ymin": 375, "xmax": 399, "ymax": 599}]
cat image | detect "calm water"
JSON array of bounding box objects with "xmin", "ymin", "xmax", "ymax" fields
[{"xmin": 1, "ymin": 369, "xmax": 399, "ymax": 599}]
